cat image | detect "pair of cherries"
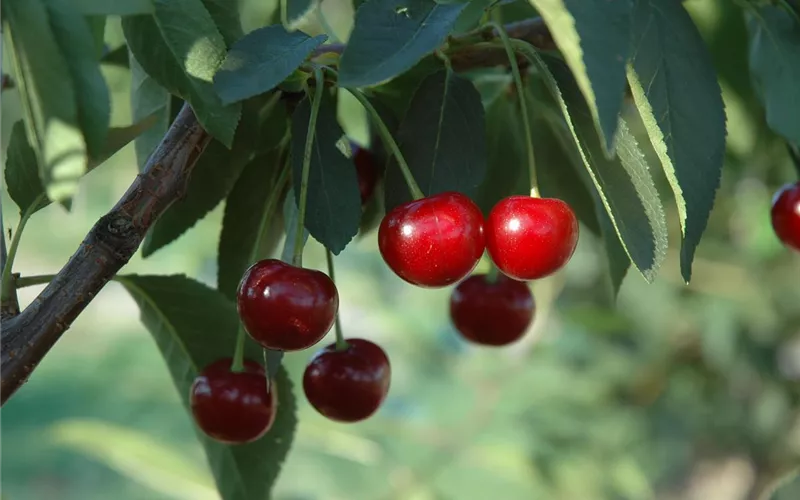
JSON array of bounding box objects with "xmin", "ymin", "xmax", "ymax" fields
[{"xmin": 378, "ymin": 189, "xmax": 579, "ymax": 346}]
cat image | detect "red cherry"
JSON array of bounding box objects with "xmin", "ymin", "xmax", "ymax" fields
[
  {"xmin": 351, "ymin": 142, "xmax": 379, "ymax": 205},
  {"xmin": 378, "ymin": 191, "xmax": 485, "ymax": 287},
  {"xmin": 485, "ymin": 196, "xmax": 579, "ymax": 281},
  {"xmin": 303, "ymin": 338, "xmax": 391, "ymax": 423},
  {"xmin": 771, "ymin": 181, "xmax": 800, "ymax": 252},
  {"xmin": 189, "ymin": 358, "xmax": 277, "ymax": 444},
  {"xmin": 450, "ymin": 273, "xmax": 535, "ymax": 346},
  {"xmin": 237, "ymin": 259, "xmax": 338, "ymax": 351}
]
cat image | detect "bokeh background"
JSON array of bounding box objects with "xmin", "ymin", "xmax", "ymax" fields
[{"xmin": 2, "ymin": 0, "xmax": 800, "ymax": 499}]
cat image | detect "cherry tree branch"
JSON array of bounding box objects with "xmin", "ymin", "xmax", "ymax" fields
[
  {"xmin": 1, "ymin": 104, "xmax": 211, "ymax": 405},
  {"xmin": 0, "ymin": 16, "xmax": 553, "ymax": 406}
]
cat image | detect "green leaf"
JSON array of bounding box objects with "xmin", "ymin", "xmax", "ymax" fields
[
  {"xmin": 384, "ymin": 69, "xmax": 487, "ymax": 210},
  {"xmin": 747, "ymin": 5, "xmax": 800, "ymax": 147},
  {"xmin": 285, "ymin": 0, "xmax": 318, "ymax": 28},
  {"xmin": 528, "ymin": 0, "xmax": 631, "ymax": 154},
  {"xmin": 529, "ymin": 52, "xmax": 667, "ymax": 281},
  {"xmin": 4, "ymin": 0, "xmax": 88, "ymax": 204},
  {"xmin": 129, "ymin": 51, "xmax": 173, "ymax": 171},
  {"xmin": 627, "ymin": 0, "xmax": 726, "ymax": 282},
  {"xmin": 90, "ymin": 115, "xmax": 160, "ymax": 169},
  {"xmin": 71, "ymin": 0, "xmax": 154, "ymax": 15},
  {"xmin": 596, "ymin": 206, "xmax": 630, "ymax": 297},
  {"xmin": 141, "ymin": 109, "xmax": 259, "ymax": 256},
  {"xmin": 218, "ymin": 154, "xmax": 286, "ymax": 300},
  {"xmin": 122, "ymin": 0, "xmax": 241, "ymax": 147},
  {"xmin": 87, "ymin": 15, "xmax": 107, "ymax": 59},
  {"xmin": 338, "ymin": 0, "xmax": 467, "ymax": 88},
  {"xmin": 290, "ymin": 94, "xmax": 362, "ymax": 254},
  {"xmin": 201, "ymin": 0, "xmax": 243, "ymax": 47},
  {"xmin": 119, "ymin": 274, "xmax": 297, "ymax": 500},
  {"xmin": 5, "ymin": 121, "xmax": 48, "ymax": 216},
  {"xmin": 214, "ymin": 26, "xmax": 326, "ymax": 105}
]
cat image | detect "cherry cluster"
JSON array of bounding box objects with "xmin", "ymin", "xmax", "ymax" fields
[{"xmin": 188, "ymin": 141, "xmax": 580, "ymax": 445}]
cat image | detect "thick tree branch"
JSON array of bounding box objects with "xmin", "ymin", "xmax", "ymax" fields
[
  {"xmin": 0, "ymin": 16, "xmax": 552, "ymax": 406},
  {"xmin": 1, "ymin": 104, "xmax": 211, "ymax": 405}
]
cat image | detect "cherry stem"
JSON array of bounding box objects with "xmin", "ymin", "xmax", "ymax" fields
[
  {"xmin": 325, "ymin": 248, "xmax": 348, "ymax": 351},
  {"xmin": 293, "ymin": 67, "xmax": 325, "ymax": 268},
  {"xmin": 230, "ymin": 327, "xmax": 246, "ymax": 373},
  {"xmin": 486, "ymin": 261, "xmax": 501, "ymax": 284},
  {"xmin": 489, "ymin": 21, "xmax": 539, "ymax": 198},
  {"xmin": 346, "ymin": 88, "xmax": 425, "ymax": 201}
]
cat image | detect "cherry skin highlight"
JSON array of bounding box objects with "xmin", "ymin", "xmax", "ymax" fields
[
  {"xmin": 378, "ymin": 191, "xmax": 485, "ymax": 288},
  {"xmin": 771, "ymin": 181, "xmax": 800, "ymax": 252},
  {"xmin": 351, "ymin": 142, "xmax": 379, "ymax": 205},
  {"xmin": 237, "ymin": 259, "xmax": 339, "ymax": 351},
  {"xmin": 486, "ymin": 196, "xmax": 579, "ymax": 281},
  {"xmin": 450, "ymin": 273, "xmax": 535, "ymax": 346},
  {"xmin": 303, "ymin": 338, "xmax": 391, "ymax": 423},
  {"xmin": 189, "ymin": 358, "xmax": 277, "ymax": 444}
]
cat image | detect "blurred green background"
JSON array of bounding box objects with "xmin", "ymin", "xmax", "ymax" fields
[{"xmin": 2, "ymin": 0, "xmax": 800, "ymax": 499}]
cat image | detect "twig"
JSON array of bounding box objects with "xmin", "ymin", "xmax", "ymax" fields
[
  {"xmin": 0, "ymin": 16, "xmax": 554, "ymax": 406},
  {"xmin": 310, "ymin": 17, "xmax": 555, "ymax": 70},
  {"xmin": 0, "ymin": 103, "xmax": 211, "ymax": 405}
]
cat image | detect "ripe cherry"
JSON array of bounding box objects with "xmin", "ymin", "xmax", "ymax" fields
[
  {"xmin": 378, "ymin": 191, "xmax": 485, "ymax": 288},
  {"xmin": 351, "ymin": 142, "xmax": 379, "ymax": 205},
  {"xmin": 237, "ymin": 259, "xmax": 338, "ymax": 351},
  {"xmin": 189, "ymin": 358, "xmax": 277, "ymax": 444},
  {"xmin": 450, "ymin": 273, "xmax": 535, "ymax": 346},
  {"xmin": 486, "ymin": 196, "xmax": 579, "ymax": 281},
  {"xmin": 771, "ymin": 181, "xmax": 800, "ymax": 252},
  {"xmin": 303, "ymin": 338, "xmax": 391, "ymax": 423}
]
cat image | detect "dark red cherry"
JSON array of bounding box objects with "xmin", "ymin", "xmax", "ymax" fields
[
  {"xmin": 450, "ymin": 273, "xmax": 535, "ymax": 346},
  {"xmin": 486, "ymin": 196, "xmax": 579, "ymax": 281},
  {"xmin": 378, "ymin": 191, "xmax": 485, "ymax": 288},
  {"xmin": 237, "ymin": 259, "xmax": 338, "ymax": 351},
  {"xmin": 351, "ymin": 142, "xmax": 379, "ymax": 205},
  {"xmin": 303, "ymin": 338, "xmax": 391, "ymax": 423},
  {"xmin": 189, "ymin": 358, "xmax": 277, "ymax": 444},
  {"xmin": 771, "ymin": 181, "xmax": 800, "ymax": 252}
]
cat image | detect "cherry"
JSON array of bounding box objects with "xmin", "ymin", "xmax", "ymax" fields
[
  {"xmin": 189, "ymin": 358, "xmax": 277, "ymax": 444},
  {"xmin": 450, "ymin": 273, "xmax": 535, "ymax": 346},
  {"xmin": 351, "ymin": 142, "xmax": 379, "ymax": 205},
  {"xmin": 237, "ymin": 259, "xmax": 338, "ymax": 351},
  {"xmin": 378, "ymin": 191, "xmax": 485, "ymax": 288},
  {"xmin": 303, "ymin": 338, "xmax": 391, "ymax": 423},
  {"xmin": 771, "ymin": 181, "xmax": 800, "ymax": 252},
  {"xmin": 485, "ymin": 196, "xmax": 579, "ymax": 281}
]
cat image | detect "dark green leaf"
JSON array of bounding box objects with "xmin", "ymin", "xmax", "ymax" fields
[
  {"xmin": 529, "ymin": 0, "xmax": 631, "ymax": 154},
  {"xmin": 87, "ymin": 15, "xmax": 107, "ymax": 59},
  {"xmin": 281, "ymin": 187, "xmax": 310, "ymax": 263},
  {"xmin": 596, "ymin": 205, "xmax": 630, "ymax": 298},
  {"xmin": 4, "ymin": 0, "xmax": 87, "ymax": 204},
  {"xmin": 129, "ymin": 50, "xmax": 173, "ymax": 171},
  {"xmin": 338, "ymin": 0, "xmax": 467, "ymax": 88},
  {"xmin": 101, "ymin": 44, "xmax": 130, "ymax": 67},
  {"xmin": 475, "ymin": 88, "xmax": 528, "ymax": 215},
  {"xmin": 44, "ymin": 0, "xmax": 111, "ymax": 159},
  {"xmin": 285, "ymin": 0, "xmax": 317, "ymax": 28},
  {"xmin": 290, "ymin": 94, "xmax": 362, "ymax": 254},
  {"xmin": 747, "ymin": 6, "xmax": 800, "ymax": 147},
  {"xmin": 122, "ymin": 0, "xmax": 241, "ymax": 147},
  {"xmin": 214, "ymin": 26, "xmax": 326, "ymax": 105},
  {"xmin": 218, "ymin": 154, "xmax": 287, "ymax": 300},
  {"xmin": 71, "ymin": 0, "xmax": 154, "ymax": 15},
  {"xmin": 384, "ymin": 70, "xmax": 487, "ymax": 210},
  {"xmin": 119, "ymin": 274, "xmax": 297, "ymax": 500},
  {"xmin": 536, "ymin": 54, "xmax": 668, "ymax": 281},
  {"xmin": 5, "ymin": 121, "xmax": 48, "ymax": 216},
  {"xmin": 627, "ymin": 0, "xmax": 726, "ymax": 282},
  {"xmin": 201, "ymin": 0, "xmax": 243, "ymax": 47}
]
